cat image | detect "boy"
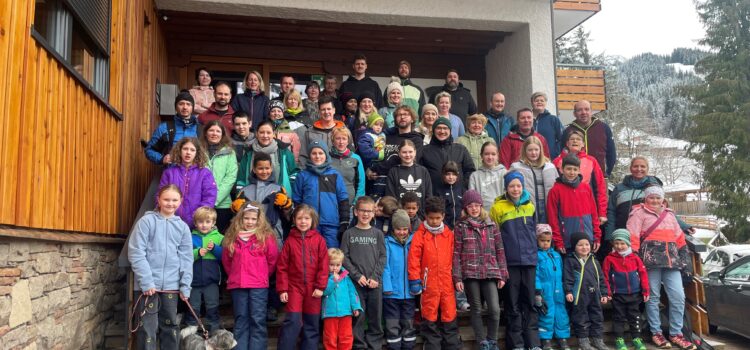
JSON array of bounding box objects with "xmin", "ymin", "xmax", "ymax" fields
[
  {"xmin": 603, "ymin": 229, "xmax": 650, "ymax": 350},
  {"xmin": 358, "ymin": 114, "xmax": 388, "ymax": 199},
  {"xmin": 547, "ymin": 153, "xmax": 602, "ymax": 254},
  {"xmin": 564, "ymin": 232, "xmax": 608, "ymax": 350},
  {"xmin": 341, "ymin": 196, "xmax": 387, "ymax": 350},
  {"xmin": 408, "ymin": 197, "xmax": 461, "ymax": 349},
  {"xmin": 382, "ymin": 209, "xmax": 417, "ymax": 350},
  {"xmin": 373, "ymin": 196, "xmax": 399, "ymax": 236},
  {"xmin": 400, "ymin": 192, "xmax": 422, "ymax": 233},
  {"xmin": 231, "ymin": 112, "xmax": 254, "ymax": 162},
  {"xmin": 535, "ymin": 224, "xmax": 571, "ymax": 350},
  {"xmin": 436, "ymin": 161, "xmax": 464, "ymax": 230},
  {"xmin": 186, "ymin": 206, "xmax": 224, "ymax": 332},
  {"xmin": 322, "ymin": 248, "xmax": 363, "ymax": 350}
]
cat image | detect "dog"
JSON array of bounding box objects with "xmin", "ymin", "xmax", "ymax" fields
[{"xmin": 180, "ymin": 325, "xmax": 237, "ymax": 350}]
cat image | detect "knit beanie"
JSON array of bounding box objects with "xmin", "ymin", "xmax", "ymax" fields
[
  {"xmin": 367, "ymin": 113, "xmax": 385, "ymax": 128},
  {"xmin": 432, "ymin": 117, "xmax": 452, "ymax": 133},
  {"xmin": 174, "ymin": 91, "xmax": 195, "ymax": 107},
  {"xmin": 308, "ymin": 140, "xmax": 328, "ymax": 156},
  {"xmin": 391, "ymin": 209, "xmax": 410, "ymax": 229},
  {"xmin": 611, "ymin": 229, "xmax": 631, "ymax": 247},
  {"xmin": 339, "ymin": 91, "xmax": 355, "ymax": 104},
  {"xmin": 536, "ymin": 224, "xmax": 553, "ymax": 237},
  {"xmin": 421, "ymin": 103, "xmax": 438, "ymax": 116},
  {"xmin": 570, "ymin": 231, "xmax": 591, "ymax": 248},
  {"xmin": 644, "ymin": 185, "xmax": 665, "ymax": 198},
  {"xmin": 386, "ymin": 76, "xmax": 404, "ymax": 98},
  {"xmin": 269, "ymin": 99, "xmax": 285, "ymax": 112},
  {"xmin": 562, "ymin": 153, "xmax": 581, "ymax": 168},
  {"xmin": 462, "ymin": 190, "xmax": 482, "ymax": 209},
  {"xmin": 358, "ymin": 91, "xmax": 376, "ymax": 104},
  {"xmin": 503, "ymin": 171, "xmax": 525, "ymax": 190}
]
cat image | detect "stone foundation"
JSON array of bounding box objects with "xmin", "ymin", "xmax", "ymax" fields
[{"xmin": 0, "ymin": 236, "xmax": 125, "ymax": 350}]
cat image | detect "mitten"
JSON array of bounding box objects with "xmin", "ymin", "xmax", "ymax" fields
[
  {"xmin": 274, "ymin": 191, "xmax": 292, "ymax": 209},
  {"xmin": 231, "ymin": 197, "xmax": 246, "ymax": 213},
  {"xmin": 409, "ymin": 280, "xmax": 423, "ymax": 295},
  {"xmin": 533, "ymin": 294, "xmax": 548, "ymax": 315}
]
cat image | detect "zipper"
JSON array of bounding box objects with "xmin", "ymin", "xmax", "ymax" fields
[
  {"xmin": 402, "ymin": 243, "xmax": 407, "ymax": 299},
  {"xmin": 161, "ymin": 220, "xmax": 169, "ymax": 289},
  {"xmin": 574, "ymin": 256, "xmax": 586, "ymax": 305},
  {"xmin": 302, "ymin": 231, "xmax": 307, "ymax": 285}
]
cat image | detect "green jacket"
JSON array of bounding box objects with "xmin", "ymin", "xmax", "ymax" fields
[
  {"xmin": 236, "ymin": 143, "xmax": 298, "ymax": 196},
  {"xmin": 208, "ymin": 146, "xmax": 238, "ymax": 209},
  {"xmin": 456, "ymin": 131, "xmax": 495, "ymax": 169}
]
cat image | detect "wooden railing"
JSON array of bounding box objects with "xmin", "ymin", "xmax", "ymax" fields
[
  {"xmin": 553, "ymin": 0, "xmax": 602, "ymax": 12},
  {"xmin": 556, "ymin": 65, "xmax": 607, "ymax": 111}
]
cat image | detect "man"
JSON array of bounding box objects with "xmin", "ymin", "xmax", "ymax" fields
[
  {"xmin": 322, "ymin": 74, "xmax": 343, "ymax": 115},
  {"xmin": 531, "ymin": 92, "xmax": 565, "ymax": 159},
  {"xmin": 339, "ymin": 54, "xmax": 384, "ymax": 108},
  {"xmin": 431, "ymin": 69, "xmax": 477, "ymax": 124},
  {"xmin": 563, "ymin": 100, "xmax": 616, "ymax": 177},
  {"xmin": 418, "ymin": 117, "xmax": 475, "ymax": 195},
  {"xmin": 484, "ymin": 92, "xmax": 515, "ymax": 145},
  {"xmin": 198, "ymin": 81, "xmax": 235, "ymax": 132},
  {"xmin": 384, "ymin": 60, "xmax": 426, "ymax": 115},
  {"xmin": 144, "ymin": 91, "xmax": 199, "ymax": 165},
  {"xmin": 298, "ymin": 96, "xmax": 347, "ymax": 166},
  {"xmin": 499, "ymin": 108, "xmax": 551, "ymax": 169},
  {"xmin": 273, "ymin": 75, "xmax": 296, "ymax": 101},
  {"xmin": 230, "ymin": 112, "xmax": 254, "ymax": 162},
  {"xmin": 367, "ymin": 106, "xmax": 426, "ymax": 181}
]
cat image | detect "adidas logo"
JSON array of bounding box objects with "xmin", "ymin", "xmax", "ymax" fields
[{"xmin": 400, "ymin": 175, "xmax": 422, "ymax": 195}]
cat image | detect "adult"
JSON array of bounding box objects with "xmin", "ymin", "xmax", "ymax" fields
[
  {"xmin": 431, "ymin": 69, "xmax": 477, "ymax": 124},
  {"xmin": 368, "ymin": 106, "xmax": 425, "ymax": 181},
  {"xmin": 563, "ymin": 100, "xmax": 616, "ymax": 177},
  {"xmin": 434, "ymin": 92, "xmax": 465, "ymax": 137},
  {"xmin": 337, "ymin": 92, "xmax": 358, "ymax": 133},
  {"xmin": 189, "ymin": 67, "xmax": 214, "ymax": 115},
  {"xmin": 298, "ymin": 97, "xmax": 347, "ymax": 166},
  {"xmin": 339, "ymin": 54, "xmax": 384, "ymax": 108},
  {"xmin": 457, "ymin": 113, "xmax": 495, "ymax": 169},
  {"xmin": 499, "ymin": 108, "xmax": 550, "ymax": 169},
  {"xmin": 329, "ymin": 127, "xmax": 366, "ymax": 206},
  {"xmin": 198, "ymin": 81, "xmax": 235, "ymax": 132},
  {"xmin": 418, "ymin": 117, "xmax": 475, "ymax": 195},
  {"xmin": 415, "ymin": 104, "xmax": 439, "ymax": 146},
  {"xmin": 268, "ymin": 100, "xmax": 301, "ymax": 165},
  {"xmin": 236, "ymin": 121, "xmax": 298, "ymax": 195},
  {"xmin": 283, "ymin": 90, "xmax": 314, "ymax": 130},
  {"xmin": 230, "ymin": 113, "xmax": 254, "ymax": 163},
  {"xmin": 388, "ymin": 60, "xmax": 426, "ymax": 114},
  {"xmin": 303, "ymin": 81, "xmax": 321, "ymax": 122},
  {"xmin": 484, "ymin": 92, "xmax": 515, "ymax": 146},
  {"xmin": 378, "ymin": 77, "xmax": 403, "ymax": 128},
  {"xmin": 200, "ymin": 121, "xmax": 238, "ymax": 231},
  {"xmin": 322, "ymin": 74, "xmax": 343, "ymax": 114},
  {"xmin": 509, "ymin": 136, "xmax": 557, "ymax": 224},
  {"xmin": 531, "ymin": 92, "xmax": 564, "ymax": 159},
  {"xmin": 352, "ymin": 91, "xmax": 382, "ymax": 141},
  {"xmin": 230, "ymin": 71, "xmax": 270, "ymax": 132},
  {"xmin": 274, "ymin": 75, "xmax": 296, "ymax": 101},
  {"xmin": 144, "ymin": 91, "xmax": 199, "ymax": 165}
]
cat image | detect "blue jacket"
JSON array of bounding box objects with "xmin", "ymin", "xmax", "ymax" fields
[
  {"xmin": 230, "ymin": 91, "xmax": 270, "ymax": 132},
  {"xmin": 293, "ymin": 166, "xmax": 350, "ymax": 227},
  {"xmin": 534, "ymin": 110, "xmax": 564, "ymax": 159},
  {"xmin": 484, "ymin": 109, "xmax": 515, "ymax": 145},
  {"xmin": 383, "ymin": 234, "xmax": 414, "ymax": 300},
  {"xmin": 128, "ymin": 211, "xmax": 193, "ymax": 297},
  {"xmin": 536, "ymin": 247, "xmax": 570, "ymax": 339},
  {"xmin": 489, "ymin": 191, "xmax": 538, "ymax": 266},
  {"xmin": 144, "ymin": 115, "xmax": 199, "ymax": 164},
  {"xmin": 190, "ymin": 229, "xmax": 224, "ymax": 287},
  {"xmin": 322, "ymin": 269, "xmax": 363, "ymax": 318}
]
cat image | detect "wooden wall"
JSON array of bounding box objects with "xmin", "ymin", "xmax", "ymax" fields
[{"xmin": 0, "ymin": 0, "xmax": 169, "ymax": 235}]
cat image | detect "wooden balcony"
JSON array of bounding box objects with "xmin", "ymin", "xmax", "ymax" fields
[
  {"xmin": 553, "ymin": 0, "xmax": 601, "ymax": 12},
  {"xmin": 556, "ymin": 66, "xmax": 607, "ymax": 111},
  {"xmin": 553, "ymin": 0, "xmax": 601, "ymax": 38}
]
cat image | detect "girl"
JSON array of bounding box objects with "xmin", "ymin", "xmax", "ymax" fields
[
  {"xmin": 268, "ymin": 99, "xmax": 302, "ymax": 164},
  {"xmin": 236, "ymin": 121, "xmax": 298, "ymax": 195},
  {"xmin": 222, "ymin": 202, "xmax": 279, "ymax": 350},
  {"xmin": 128, "ymin": 185, "xmax": 193, "ymax": 350},
  {"xmin": 553, "ymin": 129, "xmax": 607, "ymax": 224},
  {"xmin": 469, "ymin": 141, "xmax": 507, "ymax": 210},
  {"xmin": 510, "ymin": 136, "xmax": 558, "ymax": 224},
  {"xmin": 457, "ymin": 113, "xmax": 495, "ymax": 169},
  {"xmin": 329, "ymin": 127, "xmax": 366, "ymax": 206},
  {"xmin": 416, "ymin": 103, "xmax": 438, "ymax": 145},
  {"xmin": 453, "ymin": 190, "xmax": 508, "ymax": 350},
  {"xmin": 322, "ymin": 248, "xmax": 362, "ymax": 350},
  {"xmin": 385, "ymin": 140, "xmax": 432, "ymax": 211},
  {"xmin": 277, "ymin": 205, "xmax": 330, "ymax": 350},
  {"xmin": 201, "ymin": 121, "xmax": 238, "ymax": 232},
  {"xmin": 158, "ymin": 137, "xmax": 217, "ymax": 228},
  {"xmin": 378, "ymin": 77, "xmax": 403, "ymax": 128}
]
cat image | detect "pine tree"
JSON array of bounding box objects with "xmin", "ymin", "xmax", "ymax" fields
[{"xmin": 685, "ymin": 0, "xmax": 750, "ymax": 242}]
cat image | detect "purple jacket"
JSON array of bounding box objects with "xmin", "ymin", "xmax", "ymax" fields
[{"xmin": 158, "ymin": 164, "xmax": 217, "ymax": 228}]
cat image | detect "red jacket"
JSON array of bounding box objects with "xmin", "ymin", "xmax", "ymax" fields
[
  {"xmin": 198, "ymin": 103, "xmax": 236, "ymax": 132},
  {"xmin": 222, "ymin": 235, "xmax": 279, "ymax": 289},
  {"xmin": 546, "ymin": 176, "xmax": 602, "ymax": 250},
  {"xmin": 602, "ymin": 251, "xmax": 649, "ymax": 297},
  {"xmin": 276, "ymin": 228, "xmax": 329, "ymax": 293},
  {"xmin": 553, "ymin": 149, "xmax": 608, "ymax": 218},
  {"xmin": 499, "ymin": 130, "xmax": 551, "ymax": 169}
]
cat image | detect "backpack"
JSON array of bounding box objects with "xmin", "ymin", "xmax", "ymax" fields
[{"xmin": 154, "ymin": 119, "xmax": 177, "ymax": 155}]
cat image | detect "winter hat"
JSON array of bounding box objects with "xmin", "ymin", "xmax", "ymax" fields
[
  {"xmin": 503, "ymin": 171, "xmax": 525, "ymax": 190},
  {"xmin": 174, "ymin": 91, "xmax": 195, "ymax": 107},
  {"xmin": 432, "ymin": 117, "xmax": 452, "ymax": 133},
  {"xmin": 391, "ymin": 209, "xmax": 410, "ymax": 229},
  {"xmin": 386, "ymin": 76, "xmax": 404, "ymax": 98},
  {"xmin": 536, "ymin": 224, "xmax": 553, "ymax": 237},
  {"xmin": 644, "ymin": 185, "xmax": 665, "ymax": 198},
  {"xmin": 308, "ymin": 140, "xmax": 329, "ymax": 156},
  {"xmin": 562, "ymin": 153, "xmax": 581, "ymax": 168},
  {"xmin": 463, "ymin": 190, "xmax": 483, "ymax": 209},
  {"xmin": 339, "ymin": 91, "xmax": 355, "ymax": 104},
  {"xmin": 358, "ymin": 91, "xmax": 376, "ymax": 104},
  {"xmin": 611, "ymin": 229, "xmax": 631, "ymax": 247},
  {"xmin": 269, "ymin": 99, "xmax": 285, "ymax": 112},
  {"xmin": 570, "ymin": 231, "xmax": 591, "ymax": 248},
  {"xmin": 421, "ymin": 103, "xmax": 438, "ymax": 116},
  {"xmin": 367, "ymin": 113, "xmax": 385, "ymax": 128}
]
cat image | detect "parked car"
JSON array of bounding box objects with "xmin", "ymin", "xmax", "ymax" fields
[
  {"xmin": 702, "ymin": 244, "xmax": 750, "ymax": 276},
  {"xmin": 704, "ymin": 255, "xmax": 750, "ymax": 338}
]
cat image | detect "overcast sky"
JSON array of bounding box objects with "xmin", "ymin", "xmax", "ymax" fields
[{"xmin": 584, "ymin": 0, "xmax": 706, "ymax": 58}]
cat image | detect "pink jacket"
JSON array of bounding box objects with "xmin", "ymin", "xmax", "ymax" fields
[
  {"xmin": 625, "ymin": 204, "xmax": 684, "ymax": 252},
  {"xmin": 190, "ymin": 86, "xmax": 215, "ymax": 114},
  {"xmin": 222, "ymin": 235, "xmax": 279, "ymax": 289}
]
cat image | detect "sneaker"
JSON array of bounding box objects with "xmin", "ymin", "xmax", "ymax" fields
[
  {"xmin": 632, "ymin": 337, "xmax": 647, "ymax": 350},
  {"xmin": 542, "ymin": 339, "xmax": 554, "ymax": 350},
  {"xmin": 559, "ymin": 338, "xmax": 572, "ymax": 350},
  {"xmin": 652, "ymin": 333, "xmax": 672, "ymax": 349},
  {"xmin": 669, "ymin": 335, "xmax": 697, "ymax": 350},
  {"xmin": 591, "ymin": 337, "xmax": 608, "ymax": 350},
  {"xmin": 614, "ymin": 337, "xmax": 627, "ymax": 350},
  {"xmin": 478, "ymin": 340, "xmax": 491, "ymax": 350},
  {"xmin": 488, "ymin": 340, "xmax": 500, "ymax": 350},
  {"xmin": 458, "ymin": 301, "xmax": 471, "ymax": 312},
  {"xmin": 578, "ymin": 337, "xmax": 595, "ymax": 350}
]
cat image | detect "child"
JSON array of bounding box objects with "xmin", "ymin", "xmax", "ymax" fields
[
  {"xmin": 469, "ymin": 141, "xmax": 506, "ymax": 210},
  {"xmin": 222, "ymin": 202, "xmax": 279, "ymax": 350},
  {"xmin": 128, "ymin": 185, "xmax": 193, "ymax": 350},
  {"xmin": 436, "ymin": 161, "xmax": 464, "ymax": 230},
  {"xmin": 547, "ymin": 153, "xmax": 602, "ymax": 255},
  {"xmin": 373, "ymin": 196, "xmax": 399, "ymax": 236},
  {"xmin": 358, "ymin": 114, "xmax": 387, "ymax": 199},
  {"xmin": 399, "ymin": 192, "xmax": 422, "ymax": 233},
  {"xmin": 453, "ymin": 190, "xmax": 508, "ymax": 350},
  {"xmin": 276, "ymin": 205, "xmax": 330, "ymax": 350},
  {"xmin": 158, "ymin": 137, "xmax": 218, "ymax": 228},
  {"xmin": 408, "ymin": 197, "xmax": 461, "ymax": 349},
  {"xmin": 341, "ymin": 196, "xmax": 387, "ymax": 350},
  {"xmin": 322, "ymin": 248, "xmax": 363, "ymax": 350},
  {"xmin": 535, "ymin": 224, "xmax": 571, "ymax": 350},
  {"xmin": 489, "ymin": 171, "xmax": 541, "ymax": 350},
  {"xmin": 186, "ymin": 207, "xmax": 224, "ymax": 332},
  {"xmin": 564, "ymin": 232, "xmax": 608, "ymax": 350},
  {"xmin": 293, "ymin": 141, "xmax": 350, "ymax": 248},
  {"xmin": 386, "ymin": 140, "xmax": 433, "ymax": 212},
  {"xmin": 602, "ymin": 229, "xmax": 650, "ymax": 350},
  {"xmin": 626, "ymin": 186, "xmax": 694, "ymax": 350},
  {"xmin": 383, "ymin": 209, "xmax": 417, "ymax": 350}
]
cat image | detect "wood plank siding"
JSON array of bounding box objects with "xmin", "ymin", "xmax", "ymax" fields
[
  {"xmin": 556, "ymin": 67, "xmax": 607, "ymax": 111},
  {"xmin": 0, "ymin": 0, "xmax": 168, "ymax": 235},
  {"xmin": 553, "ymin": 0, "xmax": 602, "ymax": 12}
]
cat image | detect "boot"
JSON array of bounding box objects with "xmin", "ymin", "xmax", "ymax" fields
[
  {"xmin": 542, "ymin": 339, "xmax": 555, "ymax": 350},
  {"xmin": 578, "ymin": 337, "xmax": 595, "ymax": 350},
  {"xmin": 487, "ymin": 339, "xmax": 500, "ymax": 350},
  {"xmin": 477, "ymin": 340, "xmax": 492, "ymax": 350},
  {"xmin": 591, "ymin": 337, "xmax": 609, "ymax": 350},
  {"xmin": 614, "ymin": 337, "xmax": 627, "ymax": 350},
  {"xmin": 421, "ymin": 321, "xmax": 441, "ymax": 349},
  {"xmin": 559, "ymin": 338, "xmax": 572, "ymax": 350}
]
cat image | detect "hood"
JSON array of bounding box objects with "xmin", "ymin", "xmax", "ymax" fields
[
  {"xmin": 499, "ymin": 189, "xmax": 531, "ymax": 206},
  {"xmin": 313, "ymin": 119, "xmax": 345, "ymax": 131},
  {"xmin": 429, "ymin": 135, "xmax": 453, "ymax": 147},
  {"xmin": 288, "ymin": 227, "xmax": 322, "ymax": 239},
  {"xmin": 480, "ymin": 164, "xmax": 506, "ymax": 172},
  {"xmin": 173, "ymin": 114, "xmax": 198, "ymax": 127},
  {"xmin": 485, "ymin": 109, "xmax": 509, "ymax": 120},
  {"xmin": 192, "ymin": 228, "xmax": 221, "ymax": 236},
  {"xmin": 556, "ymin": 174, "xmax": 583, "ymax": 188},
  {"xmin": 207, "ymin": 103, "xmax": 235, "ymax": 115},
  {"xmin": 386, "ymin": 233, "xmax": 413, "ymax": 245},
  {"xmin": 231, "ymin": 131, "xmax": 254, "ymax": 142},
  {"xmin": 442, "ymin": 82, "xmax": 469, "ymax": 91},
  {"xmin": 622, "ymin": 175, "xmax": 663, "ymax": 189},
  {"xmin": 143, "ymin": 210, "xmax": 184, "ymax": 224}
]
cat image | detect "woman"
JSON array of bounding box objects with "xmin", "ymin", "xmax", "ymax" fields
[
  {"xmin": 415, "ymin": 103, "xmax": 439, "ymax": 146},
  {"xmin": 236, "ymin": 121, "xmax": 298, "ymax": 195},
  {"xmin": 353, "ymin": 91, "xmax": 381, "ymax": 141},
  {"xmin": 231, "ymin": 71, "xmax": 270, "ymax": 131},
  {"xmin": 303, "ymin": 81, "xmax": 321, "ymax": 122},
  {"xmin": 200, "ymin": 121, "xmax": 238, "ymax": 231},
  {"xmin": 531, "ymin": 92, "xmax": 564, "ymax": 159},
  {"xmin": 457, "ymin": 113, "xmax": 495, "ymax": 169},
  {"xmin": 284, "ymin": 89, "xmax": 314, "ymax": 130},
  {"xmin": 509, "ymin": 136, "xmax": 557, "ymax": 224},
  {"xmin": 418, "ymin": 117, "xmax": 475, "ymax": 195},
  {"xmin": 378, "ymin": 77, "xmax": 403, "ymax": 128},
  {"xmin": 189, "ymin": 67, "xmax": 214, "ymax": 114},
  {"xmin": 434, "ymin": 91, "xmax": 465, "ymax": 137},
  {"xmin": 328, "ymin": 127, "xmax": 366, "ymax": 207},
  {"xmin": 268, "ymin": 100, "xmax": 301, "ymax": 164}
]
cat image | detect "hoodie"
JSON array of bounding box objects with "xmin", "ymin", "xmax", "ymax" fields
[
  {"xmin": 546, "ymin": 175, "xmax": 602, "ymax": 251},
  {"xmin": 386, "ymin": 163, "xmax": 433, "ymax": 211},
  {"xmin": 418, "ymin": 137, "xmax": 475, "ymax": 195},
  {"xmin": 468, "ymin": 164, "xmax": 507, "ymax": 210},
  {"xmin": 340, "ymin": 75, "xmax": 384, "ymax": 108}
]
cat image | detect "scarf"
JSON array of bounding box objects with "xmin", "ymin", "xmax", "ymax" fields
[
  {"xmin": 560, "ymin": 175, "xmax": 582, "ymax": 188},
  {"xmin": 250, "ymin": 139, "xmax": 280, "ymax": 182},
  {"xmin": 393, "ymin": 233, "xmax": 408, "ymax": 245},
  {"xmin": 207, "ymin": 143, "xmax": 221, "ymax": 158},
  {"xmin": 424, "ymin": 221, "xmax": 445, "ymax": 235},
  {"xmin": 285, "ymin": 107, "xmax": 304, "ymax": 116},
  {"xmin": 618, "ymin": 247, "xmax": 633, "ymax": 257},
  {"xmin": 305, "ymin": 158, "xmax": 332, "ymax": 176},
  {"xmin": 238, "ymin": 229, "xmax": 256, "ymax": 241},
  {"xmin": 329, "ymin": 147, "xmax": 351, "ymax": 159}
]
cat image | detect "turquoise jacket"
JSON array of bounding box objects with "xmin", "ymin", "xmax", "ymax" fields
[
  {"xmin": 208, "ymin": 146, "xmax": 238, "ymax": 209},
  {"xmin": 321, "ymin": 268, "xmax": 363, "ymax": 318}
]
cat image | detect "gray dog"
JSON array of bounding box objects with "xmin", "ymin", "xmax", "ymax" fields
[{"xmin": 180, "ymin": 325, "xmax": 237, "ymax": 350}]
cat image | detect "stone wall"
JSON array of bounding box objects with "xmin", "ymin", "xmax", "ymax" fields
[{"xmin": 0, "ymin": 237, "xmax": 125, "ymax": 350}]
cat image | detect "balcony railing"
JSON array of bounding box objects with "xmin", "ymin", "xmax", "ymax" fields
[
  {"xmin": 556, "ymin": 64, "xmax": 607, "ymax": 111},
  {"xmin": 553, "ymin": 0, "xmax": 602, "ymax": 12}
]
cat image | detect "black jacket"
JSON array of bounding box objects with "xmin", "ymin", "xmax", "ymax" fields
[
  {"xmin": 340, "ymin": 76, "xmax": 384, "ymax": 108},
  {"xmin": 431, "ymin": 83, "xmax": 477, "ymax": 122},
  {"xmin": 417, "ymin": 137, "xmax": 475, "ymax": 195}
]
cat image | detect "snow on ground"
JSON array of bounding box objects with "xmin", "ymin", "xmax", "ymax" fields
[{"xmin": 667, "ymin": 62, "xmax": 696, "ymax": 74}]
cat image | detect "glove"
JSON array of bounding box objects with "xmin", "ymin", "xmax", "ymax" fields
[
  {"xmin": 231, "ymin": 197, "xmax": 246, "ymax": 213},
  {"xmin": 274, "ymin": 191, "xmax": 292, "ymax": 209},
  {"xmin": 337, "ymin": 223, "xmax": 349, "ymax": 242},
  {"xmin": 533, "ymin": 294, "xmax": 548, "ymax": 315},
  {"xmin": 409, "ymin": 280, "xmax": 423, "ymax": 296}
]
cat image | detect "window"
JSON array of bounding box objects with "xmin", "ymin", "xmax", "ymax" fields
[
  {"xmin": 725, "ymin": 260, "xmax": 750, "ymax": 281},
  {"xmin": 718, "ymin": 251, "xmax": 730, "ymax": 267},
  {"xmin": 32, "ymin": 0, "xmax": 110, "ymax": 100}
]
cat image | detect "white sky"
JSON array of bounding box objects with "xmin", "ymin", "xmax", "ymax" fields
[{"xmin": 584, "ymin": 0, "xmax": 706, "ymax": 58}]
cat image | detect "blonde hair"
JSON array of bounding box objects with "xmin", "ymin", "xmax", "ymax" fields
[
  {"xmin": 292, "ymin": 204, "xmax": 320, "ymax": 231},
  {"xmin": 520, "ymin": 136, "xmax": 549, "ymax": 168},
  {"xmin": 156, "ymin": 184, "xmax": 182, "ymax": 211},
  {"xmin": 461, "ymin": 207, "xmax": 489, "ymax": 222},
  {"xmin": 630, "ymin": 156, "xmax": 650, "ymax": 170},
  {"xmin": 466, "ymin": 113, "xmax": 488, "ymax": 127},
  {"xmin": 170, "ymin": 137, "xmax": 209, "ymax": 168},
  {"xmin": 328, "ymin": 248, "xmax": 344, "ymax": 263},
  {"xmin": 223, "ymin": 201, "xmax": 274, "ymax": 256},
  {"xmin": 530, "ymin": 92, "xmax": 547, "ymax": 102},
  {"xmin": 435, "ymin": 91, "xmax": 451, "ymax": 104},
  {"xmin": 330, "ymin": 126, "xmax": 353, "ymax": 145},
  {"xmin": 193, "ymin": 206, "xmax": 217, "ymax": 224},
  {"xmin": 244, "ymin": 71, "xmax": 265, "ymax": 93},
  {"xmin": 377, "ymin": 196, "xmax": 399, "ymax": 217},
  {"xmin": 284, "ymin": 90, "xmax": 304, "ymax": 109}
]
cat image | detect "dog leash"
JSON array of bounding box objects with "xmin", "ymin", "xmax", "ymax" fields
[{"xmin": 129, "ymin": 290, "xmax": 209, "ymax": 340}]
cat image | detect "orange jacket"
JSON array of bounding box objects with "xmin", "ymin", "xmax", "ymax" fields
[{"xmin": 408, "ymin": 223, "xmax": 454, "ymax": 294}]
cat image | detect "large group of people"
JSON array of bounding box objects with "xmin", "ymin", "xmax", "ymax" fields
[{"xmin": 128, "ymin": 54, "xmax": 697, "ymax": 350}]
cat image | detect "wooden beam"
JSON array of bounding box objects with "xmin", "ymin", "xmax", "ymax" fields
[
  {"xmin": 557, "ymin": 77, "xmax": 605, "ymax": 86},
  {"xmin": 553, "ymin": 2, "xmax": 601, "ymax": 11},
  {"xmin": 0, "ymin": 225, "xmax": 126, "ymax": 244},
  {"xmin": 556, "ymin": 69, "xmax": 604, "ymax": 78},
  {"xmin": 559, "ymin": 101, "xmax": 606, "ymax": 110},
  {"xmin": 557, "ymin": 85, "xmax": 605, "ymax": 94}
]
